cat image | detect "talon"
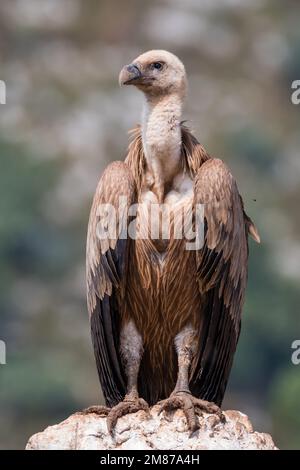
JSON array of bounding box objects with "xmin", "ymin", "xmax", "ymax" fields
[
  {"xmin": 106, "ymin": 397, "xmax": 149, "ymax": 436},
  {"xmin": 160, "ymin": 396, "xmax": 181, "ymax": 413},
  {"xmin": 189, "ymin": 422, "xmax": 199, "ymax": 437},
  {"xmin": 157, "ymin": 392, "xmax": 223, "ymax": 434}
]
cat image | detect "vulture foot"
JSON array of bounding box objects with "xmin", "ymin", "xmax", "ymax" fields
[
  {"xmin": 158, "ymin": 392, "xmax": 225, "ymax": 435},
  {"xmin": 106, "ymin": 396, "xmax": 150, "ymax": 436},
  {"xmin": 79, "ymin": 399, "xmax": 149, "ymax": 435}
]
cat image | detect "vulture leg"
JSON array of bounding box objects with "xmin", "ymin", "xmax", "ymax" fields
[
  {"xmin": 158, "ymin": 325, "xmax": 225, "ymax": 433},
  {"xmin": 105, "ymin": 320, "xmax": 149, "ymax": 435},
  {"xmin": 80, "ymin": 321, "xmax": 148, "ymax": 434}
]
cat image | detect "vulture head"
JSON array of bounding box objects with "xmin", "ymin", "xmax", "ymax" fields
[{"xmin": 119, "ymin": 50, "xmax": 187, "ymax": 98}]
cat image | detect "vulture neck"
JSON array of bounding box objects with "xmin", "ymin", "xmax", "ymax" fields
[{"xmin": 142, "ymin": 92, "xmax": 183, "ymax": 203}]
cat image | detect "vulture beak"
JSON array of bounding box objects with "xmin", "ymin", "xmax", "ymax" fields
[{"xmin": 119, "ymin": 63, "xmax": 142, "ymax": 86}]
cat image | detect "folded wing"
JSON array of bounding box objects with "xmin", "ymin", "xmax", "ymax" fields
[
  {"xmin": 191, "ymin": 158, "xmax": 251, "ymax": 405},
  {"xmin": 86, "ymin": 161, "xmax": 136, "ymax": 406}
]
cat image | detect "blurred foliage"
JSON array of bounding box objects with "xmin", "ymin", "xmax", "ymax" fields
[
  {"xmin": 271, "ymin": 368, "xmax": 300, "ymax": 450},
  {"xmin": 0, "ymin": 0, "xmax": 300, "ymax": 450}
]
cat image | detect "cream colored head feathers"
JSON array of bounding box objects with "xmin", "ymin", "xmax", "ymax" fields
[{"xmin": 119, "ymin": 50, "xmax": 187, "ymax": 98}]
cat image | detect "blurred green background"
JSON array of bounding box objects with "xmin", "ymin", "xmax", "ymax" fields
[{"xmin": 0, "ymin": 0, "xmax": 300, "ymax": 450}]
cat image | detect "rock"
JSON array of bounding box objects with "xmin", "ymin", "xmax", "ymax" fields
[{"xmin": 26, "ymin": 406, "xmax": 277, "ymax": 450}]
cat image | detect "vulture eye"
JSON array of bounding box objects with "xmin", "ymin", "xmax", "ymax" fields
[{"xmin": 151, "ymin": 62, "xmax": 163, "ymax": 70}]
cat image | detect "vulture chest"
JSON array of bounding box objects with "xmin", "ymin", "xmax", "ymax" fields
[{"xmin": 122, "ymin": 190, "xmax": 202, "ymax": 364}]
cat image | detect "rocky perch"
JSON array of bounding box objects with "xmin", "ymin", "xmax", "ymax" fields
[{"xmin": 26, "ymin": 406, "xmax": 277, "ymax": 450}]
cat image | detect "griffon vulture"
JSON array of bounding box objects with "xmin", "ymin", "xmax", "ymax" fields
[{"xmin": 83, "ymin": 50, "xmax": 260, "ymax": 433}]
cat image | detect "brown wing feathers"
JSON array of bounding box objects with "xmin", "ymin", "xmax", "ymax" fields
[
  {"xmin": 86, "ymin": 161, "xmax": 136, "ymax": 406},
  {"xmin": 190, "ymin": 158, "xmax": 249, "ymax": 405}
]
